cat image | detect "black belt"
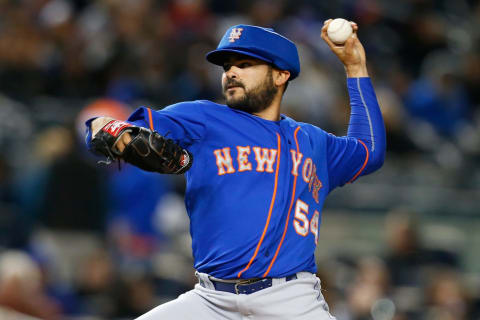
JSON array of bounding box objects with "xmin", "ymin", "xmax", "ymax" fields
[{"xmin": 202, "ymin": 274, "xmax": 298, "ymax": 295}]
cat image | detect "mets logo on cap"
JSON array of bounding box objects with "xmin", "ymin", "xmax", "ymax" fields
[{"xmin": 228, "ymin": 28, "xmax": 243, "ymax": 42}]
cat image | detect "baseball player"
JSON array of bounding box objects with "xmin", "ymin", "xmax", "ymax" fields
[{"xmin": 86, "ymin": 20, "xmax": 386, "ymax": 320}]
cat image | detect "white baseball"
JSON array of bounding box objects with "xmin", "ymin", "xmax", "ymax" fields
[{"xmin": 327, "ymin": 18, "xmax": 353, "ymax": 45}]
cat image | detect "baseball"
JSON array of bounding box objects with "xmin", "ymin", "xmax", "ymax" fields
[{"xmin": 327, "ymin": 18, "xmax": 353, "ymax": 44}]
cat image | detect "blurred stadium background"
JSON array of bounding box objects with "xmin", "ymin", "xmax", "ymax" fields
[{"xmin": 0, "ymin": 0, "xmax": 479, "ymax": 319}]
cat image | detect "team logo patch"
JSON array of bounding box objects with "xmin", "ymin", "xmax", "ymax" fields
[
  {"xmin": 228, "ymin": 28, "xmax": 243, "ymax": 42},
  {"xmin": 102, "ymin": 120, "xmax": 132, "ymax": 137}
]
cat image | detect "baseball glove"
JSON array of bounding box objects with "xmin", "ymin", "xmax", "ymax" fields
[{"xmin": 89, "ymin": 120, "xmax": 193, "ymax": 174}]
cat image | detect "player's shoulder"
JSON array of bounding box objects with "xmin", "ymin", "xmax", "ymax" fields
[
  {"xmin": 161, "ymin": 99, "xmax": 226, "ymax": 112},
  {"xmin": 283, "ymin": 116, "xmax": 328, "ymax": 136},
  {"xmin": 128, "ymin": 100, "xmax": 228, "ymax": 124},
  {"xmin": 282, "ymin": 116, "xmax": 330, "ymax": 149}
]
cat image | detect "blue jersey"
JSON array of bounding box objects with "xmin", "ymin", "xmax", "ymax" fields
[{"xmin": 110, "ymin": 77, "xmax": 385, "ymax": 279}]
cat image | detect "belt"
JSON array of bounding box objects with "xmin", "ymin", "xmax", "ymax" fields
[{"xmin": 200, "ymin": 274, "xmax": 298, "ymax": 295}]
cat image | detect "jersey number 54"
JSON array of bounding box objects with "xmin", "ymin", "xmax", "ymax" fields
[{"xmin": 293, "ymin": 199, "xmax": 320, "ymax": 244}]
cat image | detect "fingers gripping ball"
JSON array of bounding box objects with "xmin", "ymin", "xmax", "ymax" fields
[
  {"xmin": 90, "ymin": 120, "xmax": 193, "ymax": 174},
  {"xmin": 327, "ymin": 18, "xmax": 353, "ymax": 45}
]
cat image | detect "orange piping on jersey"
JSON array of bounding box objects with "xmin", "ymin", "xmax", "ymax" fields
[
  {"xmin": 237, "ymin": 133, "xmax": 281, "ymax": 278},
  {"xmin": 263, "ymin": 126, "xmax": 301, "ymax": 277},
  {"xmin": 147, "ymin": 108, "xmax": 154, "ymax": 131},
  {"xmin": 348, "ymin": 140, "xmax": 369, "ymax": 183}
]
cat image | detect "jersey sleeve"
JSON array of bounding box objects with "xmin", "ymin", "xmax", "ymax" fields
[
  {"xmin": 127, "ymin": 100, "xmax": 207, "ymax": 148},
  {"xmin": 326, "ymin": 77, "xmax": 386, "ymax": 192}
]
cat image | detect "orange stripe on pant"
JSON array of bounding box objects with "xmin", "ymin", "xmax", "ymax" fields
[
  {"xmin": 237, "ymin": 133, "xmax": 281, "ymax": 278},
  {"xmin": 262, "ymin": 126, "xmax": 301, "ymax": 278}
]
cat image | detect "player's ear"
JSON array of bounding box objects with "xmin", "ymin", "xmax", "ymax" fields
[{"xmin": 273, "ymin": 69, "xmax": 290, "ymax": 88}]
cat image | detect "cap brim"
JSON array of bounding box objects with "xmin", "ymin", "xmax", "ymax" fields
[{"xmin": 206, "ymin": 49, "xmax": 273, "ymax": 66}]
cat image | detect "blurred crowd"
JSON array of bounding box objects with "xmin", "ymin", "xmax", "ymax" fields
[
  {"xmin": 320, "ymin": 207, "xmax": 480, "ymax": 320},
  {"xmin": 0, "ymin": 0, "xmax": 479, "ymax": 319}
]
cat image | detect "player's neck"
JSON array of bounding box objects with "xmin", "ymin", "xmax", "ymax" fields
[{"xmin": 253, "ymin": 96, "xmax": 282, "ymax": 121}]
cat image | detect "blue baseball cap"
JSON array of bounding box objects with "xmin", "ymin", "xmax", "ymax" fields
[{"xmin": 206, "ymin": 25, "xmax": 300, "ymax": 80}]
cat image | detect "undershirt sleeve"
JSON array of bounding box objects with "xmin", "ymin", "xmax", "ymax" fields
[{"xmin": 326, "ymin": 77, "xmax": 386, "ymax": 192}]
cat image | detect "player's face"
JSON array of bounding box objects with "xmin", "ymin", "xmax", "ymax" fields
[{"xmin": 221, "ymin": 55, "xmax": 278, "ymax": 114}]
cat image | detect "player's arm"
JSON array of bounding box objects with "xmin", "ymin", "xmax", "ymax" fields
[
  {"xmin": 321, "ymin": 19, "xmax": 386, "ymax": 190},
  {"xmin": 85, "ymin": 101, "xmax": 207, "ymax": 173}
]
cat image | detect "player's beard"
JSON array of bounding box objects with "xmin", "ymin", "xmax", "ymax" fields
[{"xmin": 223, "ymin": 67, "xmax": 278, "ymax": 114}]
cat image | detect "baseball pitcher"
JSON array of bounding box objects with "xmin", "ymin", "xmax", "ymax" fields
[{"xmin": 86, "ymin": 20, "xmax": 386, "ymax": 320}]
